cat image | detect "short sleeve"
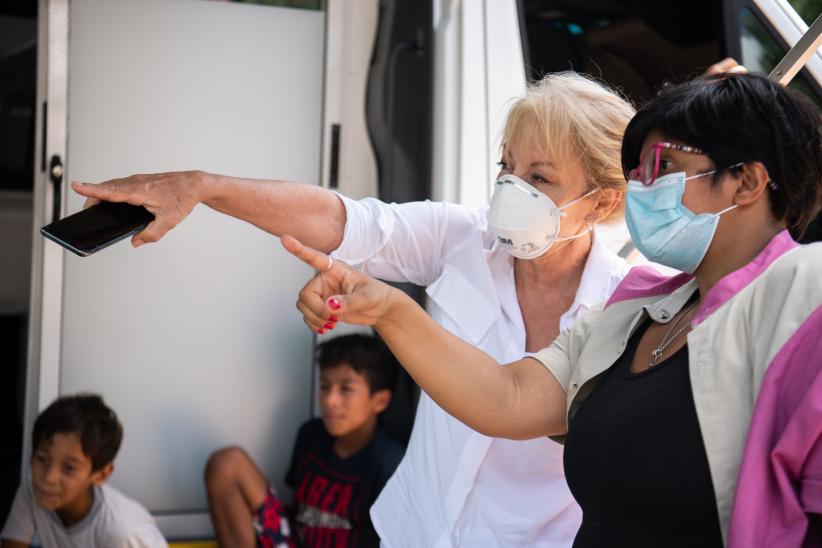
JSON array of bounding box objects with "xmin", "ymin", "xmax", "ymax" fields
[
  {"xmin": 284, "ymin": 419, "xmax": 317, "ymax": 489},
  {"xmin": 1, "ymin": 484, "xmax": 36, "ymax": 544},
  {"xmin": 373, "ymin": 440, "xmax": 403, "ymax": 491},
  {"xmin": 529, "ymin": 302, "xmax": 607, "ymax": 393},
  {"xmin": 122, "ymin": 523, "xmax": 168, "ymax": 548},
  {"xmin": 368, "ymin": 435, "xmax": 404, "ymax": 504},
  {"xmin": 529, "ymin": 328, "xmax": 575, "ymax": 391}
]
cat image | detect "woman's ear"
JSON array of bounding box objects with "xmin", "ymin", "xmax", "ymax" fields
[
  {"xmin": 585, "ymin": 188, "xmax": 622, "ymax": 224},
  {"xmin": 732, "ymin": 161, "xmax": 771, "ymax": 206}
]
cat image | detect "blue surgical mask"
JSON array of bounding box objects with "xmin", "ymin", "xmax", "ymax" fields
[{"xmin": 625, "ymin": 171, "xmax": 737, "ymax": 273}]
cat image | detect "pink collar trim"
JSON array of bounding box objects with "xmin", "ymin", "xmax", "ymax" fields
[
  {"xmin": 692, "ymin": 229, "xmax": 798, "ymax": 325},
  {"xmin": 605, "ymin": 267, "xmax": 692, "ymax": 309},
  {"xmin": 605, "ymin": 230, "xmax": 798, "ymax": 324}
]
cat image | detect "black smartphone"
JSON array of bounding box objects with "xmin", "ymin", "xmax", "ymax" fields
[{"xmin": 40, "ymin": 202, "xmax": 155, "ymax": 257}]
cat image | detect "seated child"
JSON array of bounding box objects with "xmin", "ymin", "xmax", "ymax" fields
[
  {"xmin": 0, "ymin": 394, "xmax": 167, "ymax": 548},
  {"xmin": 205, "ymin": 334, "xmax": 404, "ymax": 548}
]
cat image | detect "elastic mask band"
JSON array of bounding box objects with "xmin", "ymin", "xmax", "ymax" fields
[
  {"xmin": 558, "ymin": 188, "xmax": 599, "ymax": 216},
  {"xmin": 556, "ymin": 223, "xmax": 593, "ymax": 242},
  {"xmin": 715, "ymin": 204, "xmax": 737, "ymax": 216}
]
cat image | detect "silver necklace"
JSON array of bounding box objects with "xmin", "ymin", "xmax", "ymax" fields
[{"xmin": 649, "ymin": 299, "xmax": 700, "ymax": 368}]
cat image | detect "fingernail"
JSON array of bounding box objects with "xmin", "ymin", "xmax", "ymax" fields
[
  {"xmin": 318, "ymin": 328, "xmax": 325, "ymax": 334},
  {"xmin": 328, "ymin": 315, "xmax": 338, "ymax": 322},
  {"xmin": 323, "ymin": 323, "xmax": 334, "ymax": 330},
  {"xmin": 328, "ymin": 298, "xmax": 341, "ymax": 310},
  {"xmin": 133, "ymin": 240, "xmax": 144, "ymax": 248}
]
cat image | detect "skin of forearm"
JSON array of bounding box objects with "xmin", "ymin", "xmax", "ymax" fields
[
  {"xmin": 199, "ymin": 172, "xmax": 346, "ymax": 253},
  {"xmin": 375, "ymin": 291, "xmax": 566, "ymax": 439}
]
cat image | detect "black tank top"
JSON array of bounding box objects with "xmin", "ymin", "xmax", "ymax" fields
[{"xmin": 563, "ymin": 319, "xmax": 723, "ymax": 548}]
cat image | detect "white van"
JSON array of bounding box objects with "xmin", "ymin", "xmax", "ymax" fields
[{"xmin": 1, "ymin": 0, "xmax": 819, "ymax": 542}]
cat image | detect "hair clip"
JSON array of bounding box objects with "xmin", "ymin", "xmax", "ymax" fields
[{"xmin": 767, "ymin": 180, "xmax": 779, "ymax": 190}]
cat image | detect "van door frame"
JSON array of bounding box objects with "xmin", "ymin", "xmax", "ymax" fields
[
  {"xmin": 722, "ymin": 0, "xmax": 822, "ymax": 90},
  {"xmin": 24, "ymin": 0, "xmax": 68, "ymax": 472}
]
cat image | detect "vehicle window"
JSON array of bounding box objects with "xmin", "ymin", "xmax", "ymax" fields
[
  {"xmin": 787, "ymin": 0, "xmax": 822, "ymax": 25},
  {"xmin": 739, "ymin": 7, "xmax": 822, "ymax": 109}
]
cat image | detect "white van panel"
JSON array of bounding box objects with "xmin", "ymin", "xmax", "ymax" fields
[
  {"xmin": 57, "ymin": 0, "xmax": 323, "ymax": 533},
  {"xmin": 431, "ymin": 0, "xmax": 526, "ymax": 207}
]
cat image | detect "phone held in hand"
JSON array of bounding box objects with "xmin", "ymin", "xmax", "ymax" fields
[{"xmin": 40, "ymin": 202, "xmax": 155, "ymax": 257}]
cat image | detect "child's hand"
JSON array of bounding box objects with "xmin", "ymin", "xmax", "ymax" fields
[{"xmin": 282, "ymin": 235, "xmax": 399, "ymax": 333}]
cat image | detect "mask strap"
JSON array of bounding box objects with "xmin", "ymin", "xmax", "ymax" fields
[
  {"xmin": 556, "ymin": 223, "xmax": 593, "ymax": 242},
  {"xmin": 558, "ymin": 188, "xmax": 599, "ymax": 215},
  {"xmin": 714, "ymin": 204, "xmax": 737, "ymax": 217}
]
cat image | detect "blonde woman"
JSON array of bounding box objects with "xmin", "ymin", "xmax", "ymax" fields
[{"xmin": 73, "ymin": 73, "xmax": 635, "ymax": 547}]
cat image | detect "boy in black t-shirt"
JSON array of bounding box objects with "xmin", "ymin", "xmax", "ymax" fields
[{"xmin": 205, "ymin": 334, "xmax": 403, "ymax": 548}]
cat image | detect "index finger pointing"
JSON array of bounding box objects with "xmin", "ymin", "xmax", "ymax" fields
[{"xmin": 281, "ymin": 235, "xmax": 332, "ymax": 272}]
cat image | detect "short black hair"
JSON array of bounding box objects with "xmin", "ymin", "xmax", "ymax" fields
[
  {"xmin": 621, "ymin": 73, "xmax": 822, "ymax": 238},
  {"xmin": 32, "ymin": 394, "xmax": 123, "ymax": 471},
  {"xmin": 317, "ymin": 334, "xmax": 397, "ymax": 394}
]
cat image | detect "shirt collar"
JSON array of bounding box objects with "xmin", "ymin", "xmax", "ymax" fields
[
  {"xmin": 692, "ymin": 229, "xmax": 798, "ymax": 325},
  {"xmin": 643, "ymin": 229, "xmax": 799, "ymax": 325},
  {"xmin": 486, "ymin": 229, "xmax": 627, "ymax": 319},
  {"xmin": 576, "ymin": 233, "xmax": 627, "ymax": 309}
]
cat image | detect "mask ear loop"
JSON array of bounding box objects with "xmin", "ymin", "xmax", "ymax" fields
[
  {"xmin": 555, "ymin": 222, "xmax": 593, "ymax": 242},
  {"xmin": 557, "ymin": 188, "xmax": 600, "ymax": 216},
  {"xmin": 556, "ymin": 188, "xmax": 599, "ymax": 241}
]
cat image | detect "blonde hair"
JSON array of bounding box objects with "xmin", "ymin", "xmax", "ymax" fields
[{"xmin": 503, "ymin": 72, "xmax": 635, "ymax": 221}]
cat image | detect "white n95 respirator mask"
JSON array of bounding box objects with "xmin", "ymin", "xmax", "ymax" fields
[{"xmin": 488, "ymin": 174, "xmax": 595, "ymax": 260}]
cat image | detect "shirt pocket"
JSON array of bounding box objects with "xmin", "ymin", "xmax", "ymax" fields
[{"xmin": 426, "ymin": 264, "xmax": 499, "ymax": 345}]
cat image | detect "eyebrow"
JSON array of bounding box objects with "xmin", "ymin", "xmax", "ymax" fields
[{"xmin": 501, "ymin": 148, "xmax": 553, "ymax": 168}]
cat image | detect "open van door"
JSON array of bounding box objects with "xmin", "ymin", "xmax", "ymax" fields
[
  {"xmin": 722, "ymin": 0, "xmax": 822, "ymax": 241},
  {"xmin": 27, "ymin": 0, "xmax": 328, "ymax": 539}
]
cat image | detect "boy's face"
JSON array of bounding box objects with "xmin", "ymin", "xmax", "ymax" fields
[
  {"xmin": 318, "ymin": 362, "xmax": 390, "ymax": 438},
  {"xmin": 30, "ymin": 432, "xmax": 111, "ymax": 512}
]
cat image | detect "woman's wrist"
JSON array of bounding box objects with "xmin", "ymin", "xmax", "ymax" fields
[
  {"xmin": 377, "ymin": 287, "xmax": 415, "ymax": 331},
  {"xmin": 193, "ymin": 170, "xmax": 218, "ymax": 203}
]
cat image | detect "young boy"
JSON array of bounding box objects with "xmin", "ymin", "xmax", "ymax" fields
[
  {"xmin": 205, "ymin": 334, "xmax": 404, "ymax": 548},
  {"xmin": 0, "ymin": 394, "xmax": 167, "ymax": 548}
]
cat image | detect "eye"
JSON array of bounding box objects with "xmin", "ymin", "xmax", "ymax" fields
[
  {"xmin": 658, "ymin": 159, "xmax": 674, "ymax": 172},
  {"xmin": 530, "ymin": 173, "xmax": 547, "ymax": 184},
  {"xmin": 319, "ymin": 383, "xmax": 330, "ymax": 392},
  {"xmin": 63, "ymin": 464, "xmax": 76, "ymax": 475}
]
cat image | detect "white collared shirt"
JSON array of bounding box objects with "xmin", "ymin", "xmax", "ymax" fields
[{"xmin": 331, "ymin": 196, "xmax": 629, "ymax": 547}]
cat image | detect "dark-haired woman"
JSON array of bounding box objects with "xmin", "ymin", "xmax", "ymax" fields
[{"xmin": 285, "ymin": 73, "xmax": 822, "ymax": 548}]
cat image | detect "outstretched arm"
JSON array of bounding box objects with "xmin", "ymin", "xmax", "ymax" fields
[
  {"xmin": 283, "ymin": 236, "xmax": 568, "ymax": 440},
  {"xmin": 71, "ymin": 171, "xmax": 345, "ymax": 252}
]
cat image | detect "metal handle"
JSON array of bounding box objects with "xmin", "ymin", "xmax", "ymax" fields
[
  {"xmin": 49, "ymin": 155, "xmax": 63, "ymax": 223},
  {"xmin": 769, "ymin": 12, "xmax": 822, "ymax": 85}
]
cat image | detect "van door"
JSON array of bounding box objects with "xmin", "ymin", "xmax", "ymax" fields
[
  {"xmin": 722, "ymin": 0, "xmax": 822, "ymax": 241},
  {"xmin": 28, "ymin": 0, "xmax": 326, "ymax": 538}
]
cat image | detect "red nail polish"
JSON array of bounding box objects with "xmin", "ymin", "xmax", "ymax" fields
[
  {"xmin": 318, "ymin": 328, "xmax": 325, "ymax": 334},
  {"xmin": 324, "ymin": 323, "xmax": 334, "ymax": 330},
  {"xmin": 328, "ymin": 315, "xmax": 338, "ymax": 322},
  {"xmin": 328, "ymin": 298, "xmax": 341, "ymax": 310}
]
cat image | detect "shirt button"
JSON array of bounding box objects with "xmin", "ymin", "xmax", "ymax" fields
[{"xmin": 659, "ymin": 310, "xmax": 670, "ymax": 320}]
